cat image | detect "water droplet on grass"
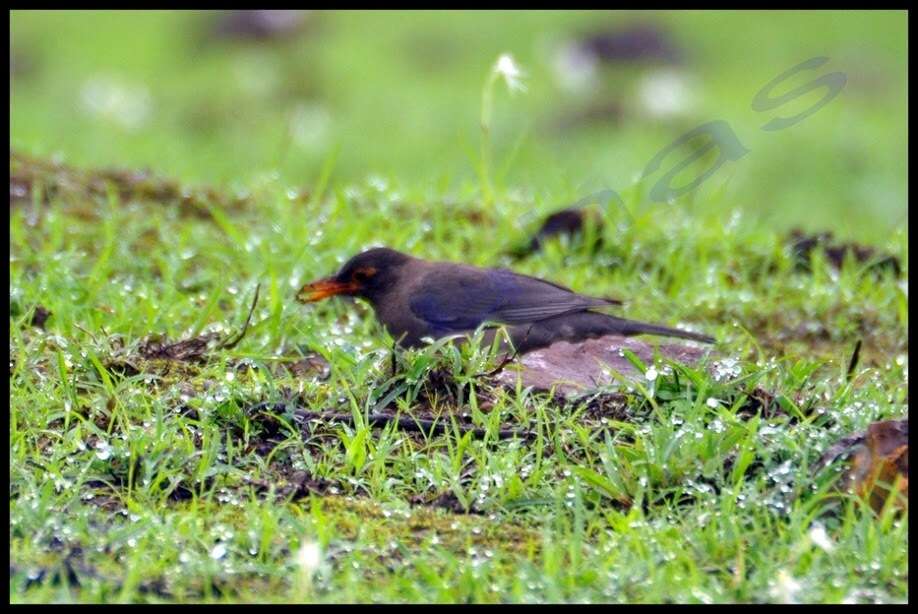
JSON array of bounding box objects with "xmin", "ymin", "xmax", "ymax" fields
[{"xmin": 94, "ymin": 441, "xmax": 112, "ymax": 461}]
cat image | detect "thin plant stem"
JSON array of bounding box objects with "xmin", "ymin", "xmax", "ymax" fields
[{"xmin": 479, "ymin": 71, "xmax": 498, "ymax": 206}]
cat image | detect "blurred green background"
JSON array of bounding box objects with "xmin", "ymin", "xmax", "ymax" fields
[{"xmin": 10, "ymin": 10, "xmax": 908, "ymax": 240}]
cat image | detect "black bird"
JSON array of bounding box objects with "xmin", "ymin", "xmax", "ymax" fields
[{"xmin": 297, "ymin": 247, "xmax": 714, "ymax": 354}]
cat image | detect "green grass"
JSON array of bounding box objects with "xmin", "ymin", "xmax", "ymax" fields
[{"xmin": 9, "ymin": 10, "xmax": 908, "ymax": 604}]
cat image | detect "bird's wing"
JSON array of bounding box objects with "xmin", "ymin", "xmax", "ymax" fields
[{"xmin": 408, "ymin": 266, "xmax": 617, "ymax": 330}]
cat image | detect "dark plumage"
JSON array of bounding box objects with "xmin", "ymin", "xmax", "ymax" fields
[{"xmin": 298, "ymin": 247, "xmax": 714, "ymax": 353}]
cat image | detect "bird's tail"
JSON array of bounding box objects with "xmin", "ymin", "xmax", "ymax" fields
[
  {"xmin": 607, "ymin": 315, "xmax": 716, "ymax": 344},
  {"xmin": 510, "ymin": 311, "xmax": 714, "ymax": 353}
]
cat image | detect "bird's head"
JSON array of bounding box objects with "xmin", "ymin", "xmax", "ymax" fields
[{"xmin": 297, "ymin": 247, "xmax": 412, "ymax": 304}]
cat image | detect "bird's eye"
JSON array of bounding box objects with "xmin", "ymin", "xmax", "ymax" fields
[{"xmin": 352, "ymin": 268, "xmax": 374, "ymax": 283}]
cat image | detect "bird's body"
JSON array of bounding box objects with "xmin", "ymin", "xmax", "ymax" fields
[{"xmin": 298, "ymin": 247, "xmax": 714, "ymax": 353}]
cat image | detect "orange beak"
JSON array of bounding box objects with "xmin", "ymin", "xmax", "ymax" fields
[{"xmin": 296, "ymin": 277, "xmax": 360, "ymax": 303}]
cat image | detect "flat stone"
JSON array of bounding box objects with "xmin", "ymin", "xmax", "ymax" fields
[{"xmin": 495, "ymin": 335, "xmax": 711, "ymax": 397}]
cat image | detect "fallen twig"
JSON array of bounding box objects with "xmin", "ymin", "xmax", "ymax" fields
[
  {"xmin": 846, "ymin": 338, "xmax": 862, "ymax": 382},
  {"xmin": 218, "ymin": 283, "xmax": 261, "ymax": 350}
]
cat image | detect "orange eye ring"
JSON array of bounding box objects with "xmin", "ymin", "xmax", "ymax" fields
[{"xmin": 352, "ymin": 267, "xmax": 377, "ymax": 283}]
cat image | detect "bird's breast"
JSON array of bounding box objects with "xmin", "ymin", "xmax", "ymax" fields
[{"xmin": 368, "ymin": 291, "xmax": 427, "ymax": 347}]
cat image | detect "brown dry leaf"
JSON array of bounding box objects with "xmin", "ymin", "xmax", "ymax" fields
[
  {"xmin": 138, "ymin": 333, "xmax": 221, "ymax": 363},
  {"xmin": 851, "ymin": 420, "xmax": 908, "ymax": 512},
  {"xmin": 278, "ymin": 353, "xmax": 331, "ymax": 380},
  {"xmin": 817, "ymin": 419, "xmax": 908, "ymax": 513}
]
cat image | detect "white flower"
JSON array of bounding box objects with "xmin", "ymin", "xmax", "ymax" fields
[
  {"xmin": 770, "ymin": 569, "xmax": 802, "ymax": 603},
  {"xmin": 297, "ymin": 540, "xmax": 322, "ymax": 578},
  {"xmin": 808, "ymin": 522, "xmax": 835, "ymax": 553},
  {"xmin": 493, "ymin": 53, "xmax": 527, "ymax": 93},
  {"xmin": 645, "ymin": 367, "xmax": 658, "ymax": 382},
  {"xmin": 80, "ymin": 75, "xmax": 151, "ymax": 131},
  {"xmin": 637, "ymin": 69, "xmax": 693, "ymax": 118},
  {"xmin": 706, "ymin": 397, "xmax": 722, "ymax": 409}
]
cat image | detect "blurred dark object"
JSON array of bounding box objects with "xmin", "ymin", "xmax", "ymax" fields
[
  {"xmin": 575, "ymin": 22, "xmax": 683, "ymax": 65},
  {"xmin": 816, "ymin": 419, "xmax": 908, "ymax": 514},
  {"xmin": 30, "ymin": 305, "xmax": 52, "ymax": 330},
  {"xmin": 210, "ymin": 10, "xmax": 312, "ymax": 42},
  {"xmin": 525, "ymin": 207, "xmax": 598, "ymax": 253},
  {"xmin": 511, "ymin": 190, "xmax": 616, "ymax": 257},
  {"xmin": 10, "ymin": 47, "xmax": 36, "ymax": 80},
  {"xmin": 788, "ymin": 228, "xmax": 901, "ymax": 277}
]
